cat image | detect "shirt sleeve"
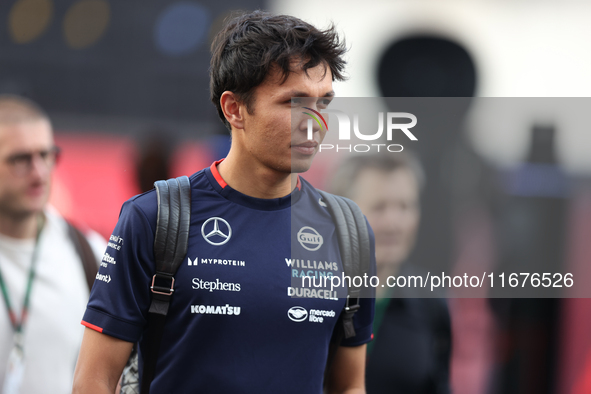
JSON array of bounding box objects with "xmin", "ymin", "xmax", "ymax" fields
[
  {"xmin": 81, "ymin": 194, "xmax": 157, "ymax": 342},
  {"xmin": 340, "ymin": 218, "xmax": 377, "ymax": 347}
]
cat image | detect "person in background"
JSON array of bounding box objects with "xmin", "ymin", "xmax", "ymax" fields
[
  {"xmin": 330, "ymin": 152, "xmax": 451, "ymax": 394},
  {"xmin": 135, "ymin": 130, "xmax": 172, "ymax": 193},
  {"xmin": 0, "ymin": 95, "xmax": 104, "ymax": 394}
]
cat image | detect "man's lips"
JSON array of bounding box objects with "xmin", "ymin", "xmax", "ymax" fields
[
  {"xmin": 291, "ymin": 141, "xmax": 318, "ymax": 155},
  {"xmin": 25, "ymin": 178, "xmax": 48, "ymax": 195},
  {"xmin": 27, "ymin": 184, "xmax": 47, "ymax": 198}
]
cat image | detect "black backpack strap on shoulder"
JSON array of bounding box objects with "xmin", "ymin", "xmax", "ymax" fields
[
  {"xmin": 317, "ymin": 190, "xmax": 371, "ymax": 339},
  {"xmin": 318, "ymin": 190, "xmax": 371, "ymax": 388},
  {"xmin": 66, "ymin": 221, "xmax": 98, "ymax": 291},
  {"xmin": 140, "ymin": 176, "xmax": 191, "ymax": 394}
]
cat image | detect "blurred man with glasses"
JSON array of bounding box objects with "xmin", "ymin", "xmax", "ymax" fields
[{"xmin": 0, "ymin": 95, "xmax": 104, "ymax": 394}]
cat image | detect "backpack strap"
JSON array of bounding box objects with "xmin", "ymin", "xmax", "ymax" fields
[
  {"xmin": 317, "ymin": 190, "xmax": 371, "ymax": 388},
  {"xmin": 317, "ymin": 190, "xmax": 371, "ymax": 338},
  {"xmin": 140, "ymin": 176, "xmax": 191, "ymax": 394},
  {"xmin": 66, "ymin": 221, "xmax": 98, "ymax": 292}
]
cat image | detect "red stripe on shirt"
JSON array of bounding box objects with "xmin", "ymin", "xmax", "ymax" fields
[
  {"xmin": 209, "ymin": 159, "xmax": 227, "ymax": 189},
  {"xmin": 81, "ymin": 320, "xmax": 103, "ymax": 333},
  {"xmin": 211, "ymin": 159, "xmax": 301, "ymax": 192}
]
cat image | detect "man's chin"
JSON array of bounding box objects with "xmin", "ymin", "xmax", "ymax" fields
[
  {"xmin": 23, "ymin": 204, "xmax": 45, "ymax": 216},
  {"xmin": 22, "ymin": 196, "xmax": 48, "ymax": 215},
  {"xmin": 290, "ymin": 156, "xmax": 315, "ymax": 173},
  {"xmin": 291, "ymin": 166, "xmax": 311, "ymax": 174}
]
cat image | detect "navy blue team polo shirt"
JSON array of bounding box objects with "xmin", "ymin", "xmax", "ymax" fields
[{"xmin": 83, "ymin": 160, "xmax": 376, "ymax": 393}]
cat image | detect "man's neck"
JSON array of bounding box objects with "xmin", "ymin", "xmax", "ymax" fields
[
  {"xmin": 0, "ymin": 211, "xmax": 41, "ymax": 239},
  {"xmin": 217, "ymin": 155, "xmax": 297, "ymax": 199}
]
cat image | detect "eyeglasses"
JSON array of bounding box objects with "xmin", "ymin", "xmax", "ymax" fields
[{"xmin": 5, "ymin": 146, "xmax": 61, "ymax": 176}]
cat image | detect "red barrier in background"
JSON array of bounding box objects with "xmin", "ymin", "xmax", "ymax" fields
[
  {"xmin": 50, "ymin": 133, "xmax": 213, "ymax": 238},
  {"xmin": 51, "ymin": 133, "xmax": 139, "ymax": 237}
]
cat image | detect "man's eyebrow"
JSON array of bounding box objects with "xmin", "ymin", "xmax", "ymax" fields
[{"xmin": 287, "ymin": 90, "xmax": 335, "ymax": 98}]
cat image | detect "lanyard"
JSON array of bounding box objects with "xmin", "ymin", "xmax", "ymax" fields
[{"xmin": 0, "ymin": 216, "xmax": 43, "ymax": 335}]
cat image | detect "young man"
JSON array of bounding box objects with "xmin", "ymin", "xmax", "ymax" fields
[
  {"xmin": 73, "ymin": 11, "xmax": 375, "ymax": 393},
  {"xmin": 330, "ymin": 153, "xmax": 451, "ymax": 394},
  {"xmin": 0, "ymin": 95, "xmax": 103, "ymax": 393}
]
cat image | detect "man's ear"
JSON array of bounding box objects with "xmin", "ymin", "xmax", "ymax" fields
[{"xmin": 220, "ymin": 91, "xmax": 245, "ymax": 130}]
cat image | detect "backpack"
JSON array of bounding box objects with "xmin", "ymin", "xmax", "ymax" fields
[{"xmin": 120, "ymin": 176, "xmax": 371, "ymax": 394}]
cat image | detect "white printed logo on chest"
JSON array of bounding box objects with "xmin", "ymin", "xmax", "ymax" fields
[
  {"xmin": 201, "ymin": 217, "xmax": 232, "ymax": 246},
  {"xmin": 297, "ymin": 226, "xmax": 323, "ymax": 251}
]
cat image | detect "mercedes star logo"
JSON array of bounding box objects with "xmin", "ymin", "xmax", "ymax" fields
[{"xmin": 201, "ymin": 217, "xmax": 232, "ymax": 246}]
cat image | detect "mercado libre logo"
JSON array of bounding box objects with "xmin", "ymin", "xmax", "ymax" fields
[{"xmin": 303, "ymin": 107, "xmax": 328, "ymax": 139}]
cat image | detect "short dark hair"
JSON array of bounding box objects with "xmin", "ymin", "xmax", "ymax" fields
[
  {"xmin": 210, "ymin": 10, "xmax": 347, "ymax": 130},
  {"xmin": 329, "ymin": 152, "xmax": 425, "ymax": 199}
]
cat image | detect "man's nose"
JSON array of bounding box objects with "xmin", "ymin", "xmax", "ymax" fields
[
  {"xmin": 383, "ymin": 206, "xmax": 406, "ymax": 226},
  {"xmin": 29, "ymin": 154, "xmax": 52, "ymax": 178},
  {"xmin": 303, "ymin": 117, "xmax": 322, "ymax": 138},
  {"xmin": 300, "ymin": 110, "xmax": 324, "ymax": 139}
]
